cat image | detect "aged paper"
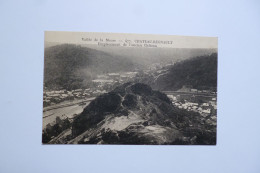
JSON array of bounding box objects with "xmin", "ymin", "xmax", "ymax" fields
[{"xmin": 43, "ymin": 31, "xmax": 217, "ymax": 145}]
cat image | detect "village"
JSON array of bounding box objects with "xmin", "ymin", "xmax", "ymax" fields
[
  {"xmin": 166, "ymin": 87, "xmax": 217, "ymax": 126},
  {"xmin": 43, "ymin": 61, "xmax": 217, "ymax": 128},
  {"xmin": 43, "ymin": 71, "xmax": 139, "ymax": 107}
]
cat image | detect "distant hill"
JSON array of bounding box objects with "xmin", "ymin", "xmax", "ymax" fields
[
  {"xmin": 46, "ymin": 82, "xmax": 216, "ymax": 145},
  {"xmin": 44, "ymin": 44, "xmax": 217, "ymax": 91},
  {"xmin": 84, "ymin": 44, "xmax": 217, "ymax": 67},
  {"xmin": 151, "ymin": 53, "xmax": 217, "ymax": 91},
  {"xmin": 44, "ymin": 44, "xmax": 138, "ymax": 90}
]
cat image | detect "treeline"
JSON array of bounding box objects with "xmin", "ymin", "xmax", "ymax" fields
[{"xmin": 154, "ymin": 53, "xmax": 218, "ymax": 91}]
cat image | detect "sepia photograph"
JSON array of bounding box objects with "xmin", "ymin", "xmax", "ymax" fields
[
  {"xmin": 42, "ymin": 31, "xmax": 218, "ymax": 145},
  {"xmin": 2, "ymin": 0, "xmax": 260, "ymax": 172}
]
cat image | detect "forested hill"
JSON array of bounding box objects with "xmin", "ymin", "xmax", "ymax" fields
[
  {"xmin": 153, "ymin": 53, "xmax": 218, "ymax": 91},
  {"xmin": 44, "ymin": 44, "xmax": 138, "ymax": 90}
]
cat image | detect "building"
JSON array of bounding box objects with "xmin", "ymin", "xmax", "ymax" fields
[{"xmin": 178, "ymin": 85, "xmax": 192, "ymax": 92}]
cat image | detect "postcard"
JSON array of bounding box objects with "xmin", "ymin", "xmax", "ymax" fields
[{"xmin": 43, "ymin": 31, "xmax": 217, "ymax": 145}]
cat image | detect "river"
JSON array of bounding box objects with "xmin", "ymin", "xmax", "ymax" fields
[{"xmin": 42, "ymin": 99, "xmax": 92, "ymax": 129}]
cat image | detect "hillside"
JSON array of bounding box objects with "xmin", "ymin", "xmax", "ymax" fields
[
  {"xmin": 151, "ymin": 53, "xmax": 217, "ymax": 91},
  {"xmin": 44, "ymin": 44, "xmax": 138, "ymax": 90},
  {"xmin": 47, "ymin": 83, "xmax": 216, "ymax": 145},
  {"xmin": 84, "ymin": 45, "xmax": 217, "ymax": 67}
]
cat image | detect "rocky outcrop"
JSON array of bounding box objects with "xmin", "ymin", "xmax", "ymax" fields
[{"xmin": 64, "ymin": 82, "xmax": 215, "ymax": 145}]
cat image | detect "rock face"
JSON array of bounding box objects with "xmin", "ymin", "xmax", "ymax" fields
[{"xmin": 50, "ymin": 82, "xmax": 216, "ymax": 145}]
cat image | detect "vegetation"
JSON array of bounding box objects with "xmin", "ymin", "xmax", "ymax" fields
[
  {"xmin": 42, "ymin": 117, "xmax": 71, "ymax": 144},
  {"xmin": 153, "ymin": 53, "xmax": 217, "ymax": 91},
  {"xmin": 69, "ymin": 82, "xmax": 216, "ymax": 145},
  {"xmin": 44, "ymin": 44, "xmax": 137, "ymax": 90}
]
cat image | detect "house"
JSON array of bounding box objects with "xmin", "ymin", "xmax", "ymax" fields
[
  {"xmin": 74, "ymin": 89, "xmax": 83, "ymax": 92},
  {"xmin": 178, "ymin": 85, "xmax": 192, "ymax": 92},
  {"xmin": 191, "ymin": 89, "xmax": 198, "ymax": 92},
  {"xmin": 202, "ymin": 109, "xmax": 211, "ymax": 114},
  {"xmin": 202, "ymin": 103, "xmax": 209, "ymax": 106},
  {"xmin": 192, "ymin": 106, "xmax": 198, "ymax": 109},
  {"xmin": 167, "ymin": 95, "xmax": 176, "ymax": 101}
]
